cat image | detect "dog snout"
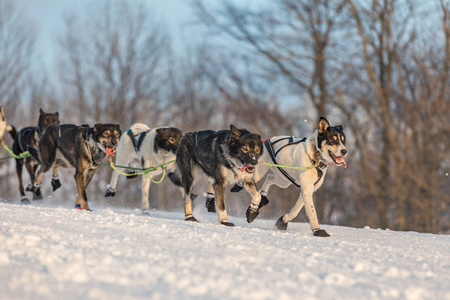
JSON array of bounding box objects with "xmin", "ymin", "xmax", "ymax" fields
[{"xmin": 341, "ymin": 149, "xmax": 347, "ymax": 156}]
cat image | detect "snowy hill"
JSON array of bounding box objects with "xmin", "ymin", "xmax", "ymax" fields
[{"xmin": 0, "ymin": 202, "xmax": 449, "ymax": 300}]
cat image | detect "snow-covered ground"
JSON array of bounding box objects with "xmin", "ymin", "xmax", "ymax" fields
[{"xmin": 0, "ymin": 201, "xmax": 449, "ymax": 300}]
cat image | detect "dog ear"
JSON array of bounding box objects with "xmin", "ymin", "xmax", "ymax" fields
[
  {"xmin": 0, "ymin": 106, "xmax": 3, "ymax": 115},
  {"xmin": 318, "ymin": 117, "xmax": 330, "ymax": 135},
  {"xmin": 93, "ymin": 124, "xmax": 102, "ymax": 133},
  {"xmin": 55, "ymin": 112, "xmax": 59, "ymax": 117},
  {"xmin": 40, "ymin": 108, "xmax": 44, "ymax": 115},
  {"xmin": 335, "ymin": 125, "xmax": 344, "ymax": 131},
  {"xmin": 230, "ymin": 124, "xmax": 242, "ymax": 137}
]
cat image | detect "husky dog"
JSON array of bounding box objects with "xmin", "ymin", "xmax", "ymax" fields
[
  {"xmin": 10, "ymin": 109, "xmax": 60, "ymax": 202},
  {"xmin": 32, "ymin": 123, "xmax": 121, "ymax": 210},
  {"xmin": 244, "ymin": 117, "xmax": 347, "ymax": 237},
  {"xmin": 169, "ymin": 125, "xmax": 263, "ymax": 226},
  {"xmin": 0, "ymin": 106, "xmax": 15, "ymax": 158},
  {"xmin": 105, "ymin": 123, "xmax": 183, "ymax": 214}
]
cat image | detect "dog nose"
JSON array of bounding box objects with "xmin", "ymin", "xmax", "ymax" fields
[{"xmin": 341, "ymin": 149, "xmax": 347, "ymax": 156}]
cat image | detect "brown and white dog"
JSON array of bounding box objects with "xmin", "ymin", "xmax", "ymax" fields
[{"xmin": 245, "ymin": 117, "xmax": 348, "ymax": 236}]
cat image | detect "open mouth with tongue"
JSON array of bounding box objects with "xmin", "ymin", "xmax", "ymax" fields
[
  {"xmin": 328, "ymin": 151, "xmax": 347, "ymax": 168},
  {"xmin": 104, "ymin": 144, "xmax": 116, "ymax": 157},
  {"xmin": 240, "ymin": 164, "xmax": 255, "ymax": 173}
]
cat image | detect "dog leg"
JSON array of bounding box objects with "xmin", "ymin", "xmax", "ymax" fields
[
  {"xmin": 277, "ymin": 194, "xmax": 306, "ymax": 231},
  {"xmin": 15, "ymin": 158, "xmax": 29, "ymax": 202},
  {"xmin": 204, "ymin": 184, "xmax": 216, "ymax": 213},
  {"xmin": 245, "ymin": 178, "xmax": 263, "ymax": 223},
  {"xmin": 184, "ymin": 193, "xmax": 198, "ymax": 222},
  {"xmin": 141, "ymin": 173, "xmax": 151, "ymax": 214},
  {"xmin": 25, "ymin": 158, "xmax": 42, "ymax": 200},
  {"xmin": 51, "ymin": 166, "xmax": 61, "ymax": 191},
  {"xmin": 215, "ymin": 183, "xmax": 234, "ymax": 226},
  {"xmin": 75, "ymin": 170, "xmax": 90, "ymax": 211}
]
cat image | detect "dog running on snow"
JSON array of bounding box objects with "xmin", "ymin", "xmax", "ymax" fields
[
  {"xmin": 32, "ymin": 123, "xmax": 121, "ymax": 210},
  {"xmin": 241, "ymin": 117, "xmax": 347, "ymax": 236},
  {"xmin": 105, "ymin": 123, "xmax": 183, "ymax": 214},
  {"xmin": 169, "ymin": 124, "xmax": 263, "ymax": 226}
]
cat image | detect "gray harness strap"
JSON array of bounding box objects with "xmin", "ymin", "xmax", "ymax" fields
[
  {"xmin": 264, "ymin": 138, "xmax": 304, "ymax": 188},
  {"xmin": 127, "ymin": 129, "xmax": 149, "ymax": 153}
]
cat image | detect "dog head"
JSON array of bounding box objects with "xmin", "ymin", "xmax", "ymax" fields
[
  {"xmin": 93, "ymin": 124, "xmax": 121, "ymax": 156},
  {"xmin": 38, "ymin": 108, "xmax": 60, "ymax": 133},
  {"xmin": 316, "ymin": 117, "xmax": 347, "ymax": 168},
  {"xmin": 229, "ymin": 124, "xmax": 263, "ymax": 174},
  {"xmin": 155, "ymin": 127, "xmax": 183, "ymax": 154}
]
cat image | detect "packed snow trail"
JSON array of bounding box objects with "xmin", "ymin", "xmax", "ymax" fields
[{"xmin": 0, "ymin": 202, "xmax": 449, "ymax": 300}]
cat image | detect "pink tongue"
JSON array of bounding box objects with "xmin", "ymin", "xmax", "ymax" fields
[
  {"xmin": 105, "ymin": 147, "xmax": 115, "ymax": 157},
  {"xmin": 335, "ymin": 156, "xmax": 347, "ymax": 168},
  {"xmin": 240, "ymin": 164, "xmax": 248, "ymax": 172}
]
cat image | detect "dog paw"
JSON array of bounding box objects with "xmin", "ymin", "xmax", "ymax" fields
[
  {"xmin": 275, "ymin": 216, "xmax": 288, "ymax": 230},
  {"xmin": 313, "ymin": 229, "xmax": 330, "ymax": 237},
  {"xmin": 205, "ymin": 198, "xmax": 216, "ymax": 213},
  {"xmin": 185, "ymin": 216, "xmax": 199, "ymax": 222},
  {"xmin": 21, "ymin": 198, "xmax": 31, "ymax": 205},
  {"xmin": 190, "ymin": 193, "xmax": 198, "ymax": 201},
  {"xmin": 74, "ymin": 204, "xmax": 82, "ymax": 210},
  {"xmin": 51, "ymin": 179, "xmax": 61, "ymax": 192},
  {"xmin": 32, "ymin": 190, "xmax": 43, "ymax": 201},
  {"xmin": 142, "ymin": 209, "xmax": 151, "ymax": 216},
  {"xmin": 246, "ymin": 205, "xmax": 259, "ymax": 223},
  {"xmin": 25, "ymin": 184, "xmax": 33, "ymax": 192},
  {"xmin": 105, "ymin": 185, "xmax": 116, "ymax": 197},
  {"xmin": 230, "ymin": 183, "xmax": 243, "ymax": 193},
  {"xmin": 220, "ymin": 221, "xmax": 235, "ymax": 227}
]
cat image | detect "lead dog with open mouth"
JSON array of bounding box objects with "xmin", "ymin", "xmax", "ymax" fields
[
  {"xmin": 169, "ymin": 125, "xmax": 263, "ymax": 226},
  {"xmin": 244, "ymin": 117, "xmax": 348, "ymax": 236}
]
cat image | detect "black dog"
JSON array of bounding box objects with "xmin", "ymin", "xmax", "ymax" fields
[
  {"xmin": 32, "ymin": 123, "xmax": 121, "ymax": 210},
  {"xmin": 10, "ymin": 109, "xmax": 59, "ymax": 202},
  {"xmin": 169, "ymin": 125, "xmax": 263, "ymax": 226}
]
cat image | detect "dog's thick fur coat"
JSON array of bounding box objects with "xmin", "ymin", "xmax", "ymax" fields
[
  {"xmin": 11, "ymin": 109, "xmax": 60, "ymax": 201},
  {"xmin": 169, "ymin": 125, "xmax": 263, "ymax": 226},
  {"xmin": 245, "ymin": 117, "xmax": 347, "ymax": 236},
  {"xmin": 33, "ymin": 123, "xmax": 121, "ymax": 210},
  {"xmin": 105, "ymin": 123, "xmax": 183, "ymax": 213}
]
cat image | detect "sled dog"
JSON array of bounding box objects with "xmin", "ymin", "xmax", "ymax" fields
[
  {"xmin": 10, "ymin": 109, "xmax": 60, "ymax": 202},
  {"xmin": 105, "ymin": 123, "xmax": 183, "ymax": 213},
  {"xmin": 244, "ymin": 117, "xmax": 347, "ymax": 236},
  {"xmin": 32, "ymin": 123, "xmax": 121, "ymax": 210},
  {"xmin": 241, "ymin": 117, "xmax": 347, "ymax": 237},
  {"xmin": 169, "ymin": 125, "xmax": 263, "ymax": 226}
]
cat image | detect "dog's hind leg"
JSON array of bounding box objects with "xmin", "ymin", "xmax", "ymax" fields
[
  {"xmin": 215, "ymin": 182, "xmax": 234, "ymax": 227},
  {"xmin": 51, "ymin": 166, "xmax": 61, "ymax": 191},
  {"xmin": 15, "ymin": 158, "xmax": 29, "ymax": 203},
  {"xmin": 75, "ymin": 169, "xmax": 90, "ymax": 210},
  {"xmin": 141, "ymin": 173, "xmax": 152, "ymax": 214},
  {"xmin": 24, "ymin": 158, "xmax": 42, "ymax": 200},
  {"xmin": 204, "ymin": 184, "xmax": 216, "ymax": 213}
]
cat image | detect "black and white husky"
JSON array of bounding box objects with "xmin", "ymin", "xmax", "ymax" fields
[
  {"xmin": 105, "ymin": 123, "xmax": 183, "ymax": 214},
  {"xmin": 245, "ymin": 117, "xmax": 348, "ymax": 237},
  {"xmin": 169, "ymin": 125, "xmax": 264, "ymax": 227}
]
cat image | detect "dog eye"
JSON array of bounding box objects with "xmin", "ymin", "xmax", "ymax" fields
[
  {"xmin": 255, "ymin": 146, "xmax": 260, "ymax": 154},
  {"xmin": 169, "ymin": 137, "xmax": 175, "ymax": 143},
  {"xmin": 242, "ymin": 146, "xmax": 249, "ymax": 153}
]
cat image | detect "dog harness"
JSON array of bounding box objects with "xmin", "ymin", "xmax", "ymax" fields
[
  {"xmin": 127, "ymin": 129, "xmax": 150, "ymax": 153},
  {"xmin": 264, "ymin": 137, "xmax": 329, "ymax": 187}
]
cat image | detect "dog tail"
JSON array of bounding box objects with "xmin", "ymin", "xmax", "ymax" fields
[
  {"xmin": 7, "ymin": 125, "xmax": 17, "ymax": 140},
  {"xmin": 129, "ymin": 123, "xmax": 150, "ymax": 136}
]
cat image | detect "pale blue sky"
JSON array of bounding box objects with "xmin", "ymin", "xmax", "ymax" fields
[{"xmin": 16, "ymin": 0, "xmax": 194, "ymax": 70}]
